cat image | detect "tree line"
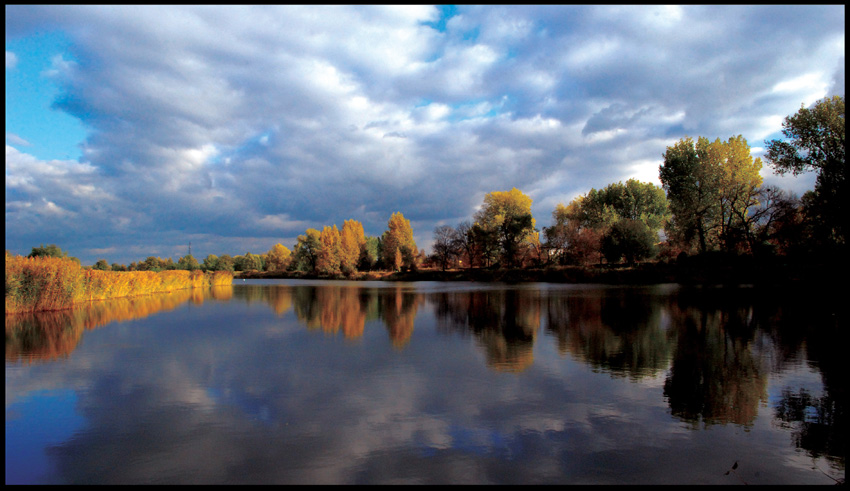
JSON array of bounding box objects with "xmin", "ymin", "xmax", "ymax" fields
[{"xmin": 23, "ymin": 95, "xmax": 844, "ymax": 275}]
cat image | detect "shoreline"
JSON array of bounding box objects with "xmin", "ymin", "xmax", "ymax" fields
[{"xmin": 233, "ymin": 257, "xmax": 840, "ymax": 287}]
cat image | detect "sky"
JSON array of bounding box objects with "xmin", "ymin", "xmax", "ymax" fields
[{"xmin": 5, "ymin": 5, "xmax": 845, "ymax": 266}]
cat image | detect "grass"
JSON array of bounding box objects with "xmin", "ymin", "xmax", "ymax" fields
[{"xmin": 5, "ymin": 254, "xmax": 234, "ymax": 314}]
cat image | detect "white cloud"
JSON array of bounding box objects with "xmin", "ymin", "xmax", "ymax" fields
[{"xmin": 3, "ymin": 5, "xmax": 844, "ymax": 263}]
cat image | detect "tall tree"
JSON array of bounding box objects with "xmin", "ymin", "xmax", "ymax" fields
[
  {"xmin": 340, "ymin": 219, "xmax": 366, "ymax": 274},
  {"xmin": 474, "ymin": 188, "xmax": 536, "ymax": 267},
  {"xmin": 716, "ymin": 135, "xmax": 764, "ymax": 251},
  {"xmin": 317, "ymin": 225, "xmax": 342, "ymax": 275},
  {"xmin": 765, "ymin": 95, "xmax": 845, "ymax": 247},
  {"xmin": 382, "ymin": 212, "xmax": 417, "ymax": 271},
  {"xmin": 659, "ymin": 136, "xmax": 722, "ymax": 253},
  {"xmin": 432, "ymin": 225, "xmax": 459, "ymax": 271}
]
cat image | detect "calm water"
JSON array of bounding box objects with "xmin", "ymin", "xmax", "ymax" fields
[{"xmin": 5, "ymin": 279, "xmax": 845, "ymax": 484}]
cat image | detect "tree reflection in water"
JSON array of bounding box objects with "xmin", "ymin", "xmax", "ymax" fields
[
  {"xmin": 7, "ymin": 281, "xmax": 844, "ymax": 475},
  {"xmin": 6, "ymin": 285, "xmax": 233, "ymax": 363}
]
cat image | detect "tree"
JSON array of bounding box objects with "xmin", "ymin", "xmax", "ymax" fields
[
  {"xmin": 765, "ymin": 95, "xmax": 845, "ymax": 247},
  {"xmin": 28, "ymin": 244, "xmax": 67, "ymax": 259},
  {"xmin": 432, "ymin": 225, "xmax": 460, "ymax": 270},
  {"xmin": 601, "ymin": 219, "xmax": 658, "ymax": 265},
  {"xmin": 92, "ymin": 259, "xmax": 110, "ymax": 271},
  {"xmin": 715, "ymin": 135, "xmax": 764, "ymax": 252},
  {"xmin": 340, "ymin": 220, "xmax": 366, "ymax": 274},
  {"xmin": 659, "ymin": 137, "xmax": 722, "ymax": 253},
  {"xmin": 266, "ymin": 243, "xmax": 292, "ymax": 272},
  {"xmin": 293, "ymin": 228, "xmax": 322, "ymax": 272},
  {"xmin": 202, "ymin": 254, "xmax": 219, "ymax": 271},
  {"xmin": 317, "ymin": 225, "xmax": 342, "ymax": 275},
  {"xmin": 382, "ymin": 212, "xmax": 417, "ymax": 271},
  {"xmin": 453, "ymin": 221, "xmax": 476, "ymax": 268},
  {"xmin": 359, "ymin": 236, "xmax": 380, "ymax": 271},
  {"xmin": 660, "ymin": 135, "xmax": 763, "ymax": 253},
  {"xmin": 216, "ymin": 254, "xmax": 235, "ymax": 272},
  {"xmin": 474, "ymin": 188, "xmax": 536, "ymax": 268},
  {"xmin": 177, "ymin": 254, "xmax": 200, "ymax": 271}
]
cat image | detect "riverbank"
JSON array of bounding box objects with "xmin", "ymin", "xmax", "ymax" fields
[{"xmin": 234, "ymin": 255, "xmax": 840, "ymax": 287}]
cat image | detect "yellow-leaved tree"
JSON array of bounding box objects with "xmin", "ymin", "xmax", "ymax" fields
[
  {"xmin": 382, "ymin": 212, "xmax": 417, "ymax": 271},
  {"xmin": 317, "ymin": 225, "xmax": 341, "ymax": 275},
  {"xmin": 266, "ymin": 243, "xmax": 292, "ymax": 272},
  {"xmin": 474, "ymin": 187, "xmax": 536, "ymax": 267},
  {"xmin": 340, "ymin": 219, "xmax": 366, "ymax": 274}
]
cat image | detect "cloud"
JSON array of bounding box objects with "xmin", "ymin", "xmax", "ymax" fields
[
  {"xmin": 5, "ymin": 50, "xmax": 17, "ymax": 68},
  {"xmin": 3, "ymin": 5, "xmax": 845, "ymax": 264}
]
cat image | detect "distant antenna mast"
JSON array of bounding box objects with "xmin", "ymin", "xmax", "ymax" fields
[{"xmin": 188, "ymin": 241, "xmax": 192, "ymax": 257}]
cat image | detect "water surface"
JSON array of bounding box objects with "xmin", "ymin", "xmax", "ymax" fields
[{"xmin": 5, "ymin": 280, "xmax": 844, "ymax": 484}]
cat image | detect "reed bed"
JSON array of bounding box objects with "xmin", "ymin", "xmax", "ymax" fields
[{"xmin": 5, "ymin": 255, "xmax": 234, "ymax": 314}]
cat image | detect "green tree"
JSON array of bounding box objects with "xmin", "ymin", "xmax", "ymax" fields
[
  {"xmin": 358, "ymin": 236, "xmax": 380, "ymax": 271},
  {"xmin": 28, "ymin": 244, "xmax": 67, "ymax": 259},
  {"xmin": 659, "ymin": 137, "xmax": 723, "ymax": 253},
  {"xmin": 92, "ymin": 259, "xmax": 110, "ymax": 271},
  {"xmin": 202, "ymin": 254, "xmax": 219, "ymax": 271},
  {"xmin": 765, "ymin": 95, "xmax": 845, "ymax": 247},
  {"xmin": 216, "ymin": 254, "xmax": 235, "ymax": 272},
  {"xmin": 293, "ymin": 228, "xmax": 322, "ymax": 272},
  {"xmin": 177, "ymin": 254, "xmax": 200, "ymax": 271},
  {"xmin": 601, "ymin": 219, "xmax": 658, "ymax": 265}
]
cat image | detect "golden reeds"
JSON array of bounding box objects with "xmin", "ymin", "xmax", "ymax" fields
[{"xmin": 5, "ymin": 254, "xmax": 234, "ymax": 314}]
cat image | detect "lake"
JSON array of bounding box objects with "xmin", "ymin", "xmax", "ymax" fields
[{"xmin": 5, "ymin": 279, "xmax": 845, "ymax": 484}]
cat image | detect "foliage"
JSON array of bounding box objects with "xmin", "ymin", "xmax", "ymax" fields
[
  {"xmin": 600, "ymin": 219, "xmax": 658, "ymax": 265},
  {"xmin": 293, "ymin": 228, "xmax": 322, "ymax": 272},
  {"xmin": 177, "ymin": 254, "xmax": 200, "ymax": 271},
  {"xmin": 6, "ymin": 254, "xmax": 233, "ymax": 314},
  {"xmin": 28, "ymin": 244, "xmax": 68, "ymax": 259},
  {"xmin": 266, "ymin": 243, "xmax": 292, "ymax": 272},
  {"xmin": 574, "ymin": 179, "xmax": 669, "ymax": 232},
  {"xmin": 474, "ymin": 188, "xmax": 536, "ymax": 267},
  {"xmin": 359, "ymin": 236, "xmax": 380, "ymax": 271},
  {"xmin": 765, "ymin": 95, "xmax": 845, "ymax": 247},
  {"xmin": 317, "ymin": 225, "xmax": 342, "ymax": 275},
  {"xmin": 660, "ymin": 135, "xmax": 763, "ymax": 253},
  {"xmin": 382, "ymin": 212, "xmax": 417, "ymax": 272},
  {"xmin": 340, "ymin": 220, "xmax": 366, "ymax": 275}
]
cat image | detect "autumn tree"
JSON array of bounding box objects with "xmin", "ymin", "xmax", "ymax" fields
[
  {"xmin": 317, "ymin": 225, "xmax": 342, "ymax": 275},
  {"xmin": 266, "ymin": 243, "xmax": 292, "ymax": 272},
  {"xmin": 474, "ymin": 188, "xmax": 536, "ymax": 268},
  {"xmin": 765, "ymin": 95, "xmax": 845, "ymax": 248},
  {"xmin": 340, "ymin": 219, "xmax": 366, "ymax": 275},
  {"xmin": 382, "ymin": 212, "xmax": 417, "ymax": 271}
]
